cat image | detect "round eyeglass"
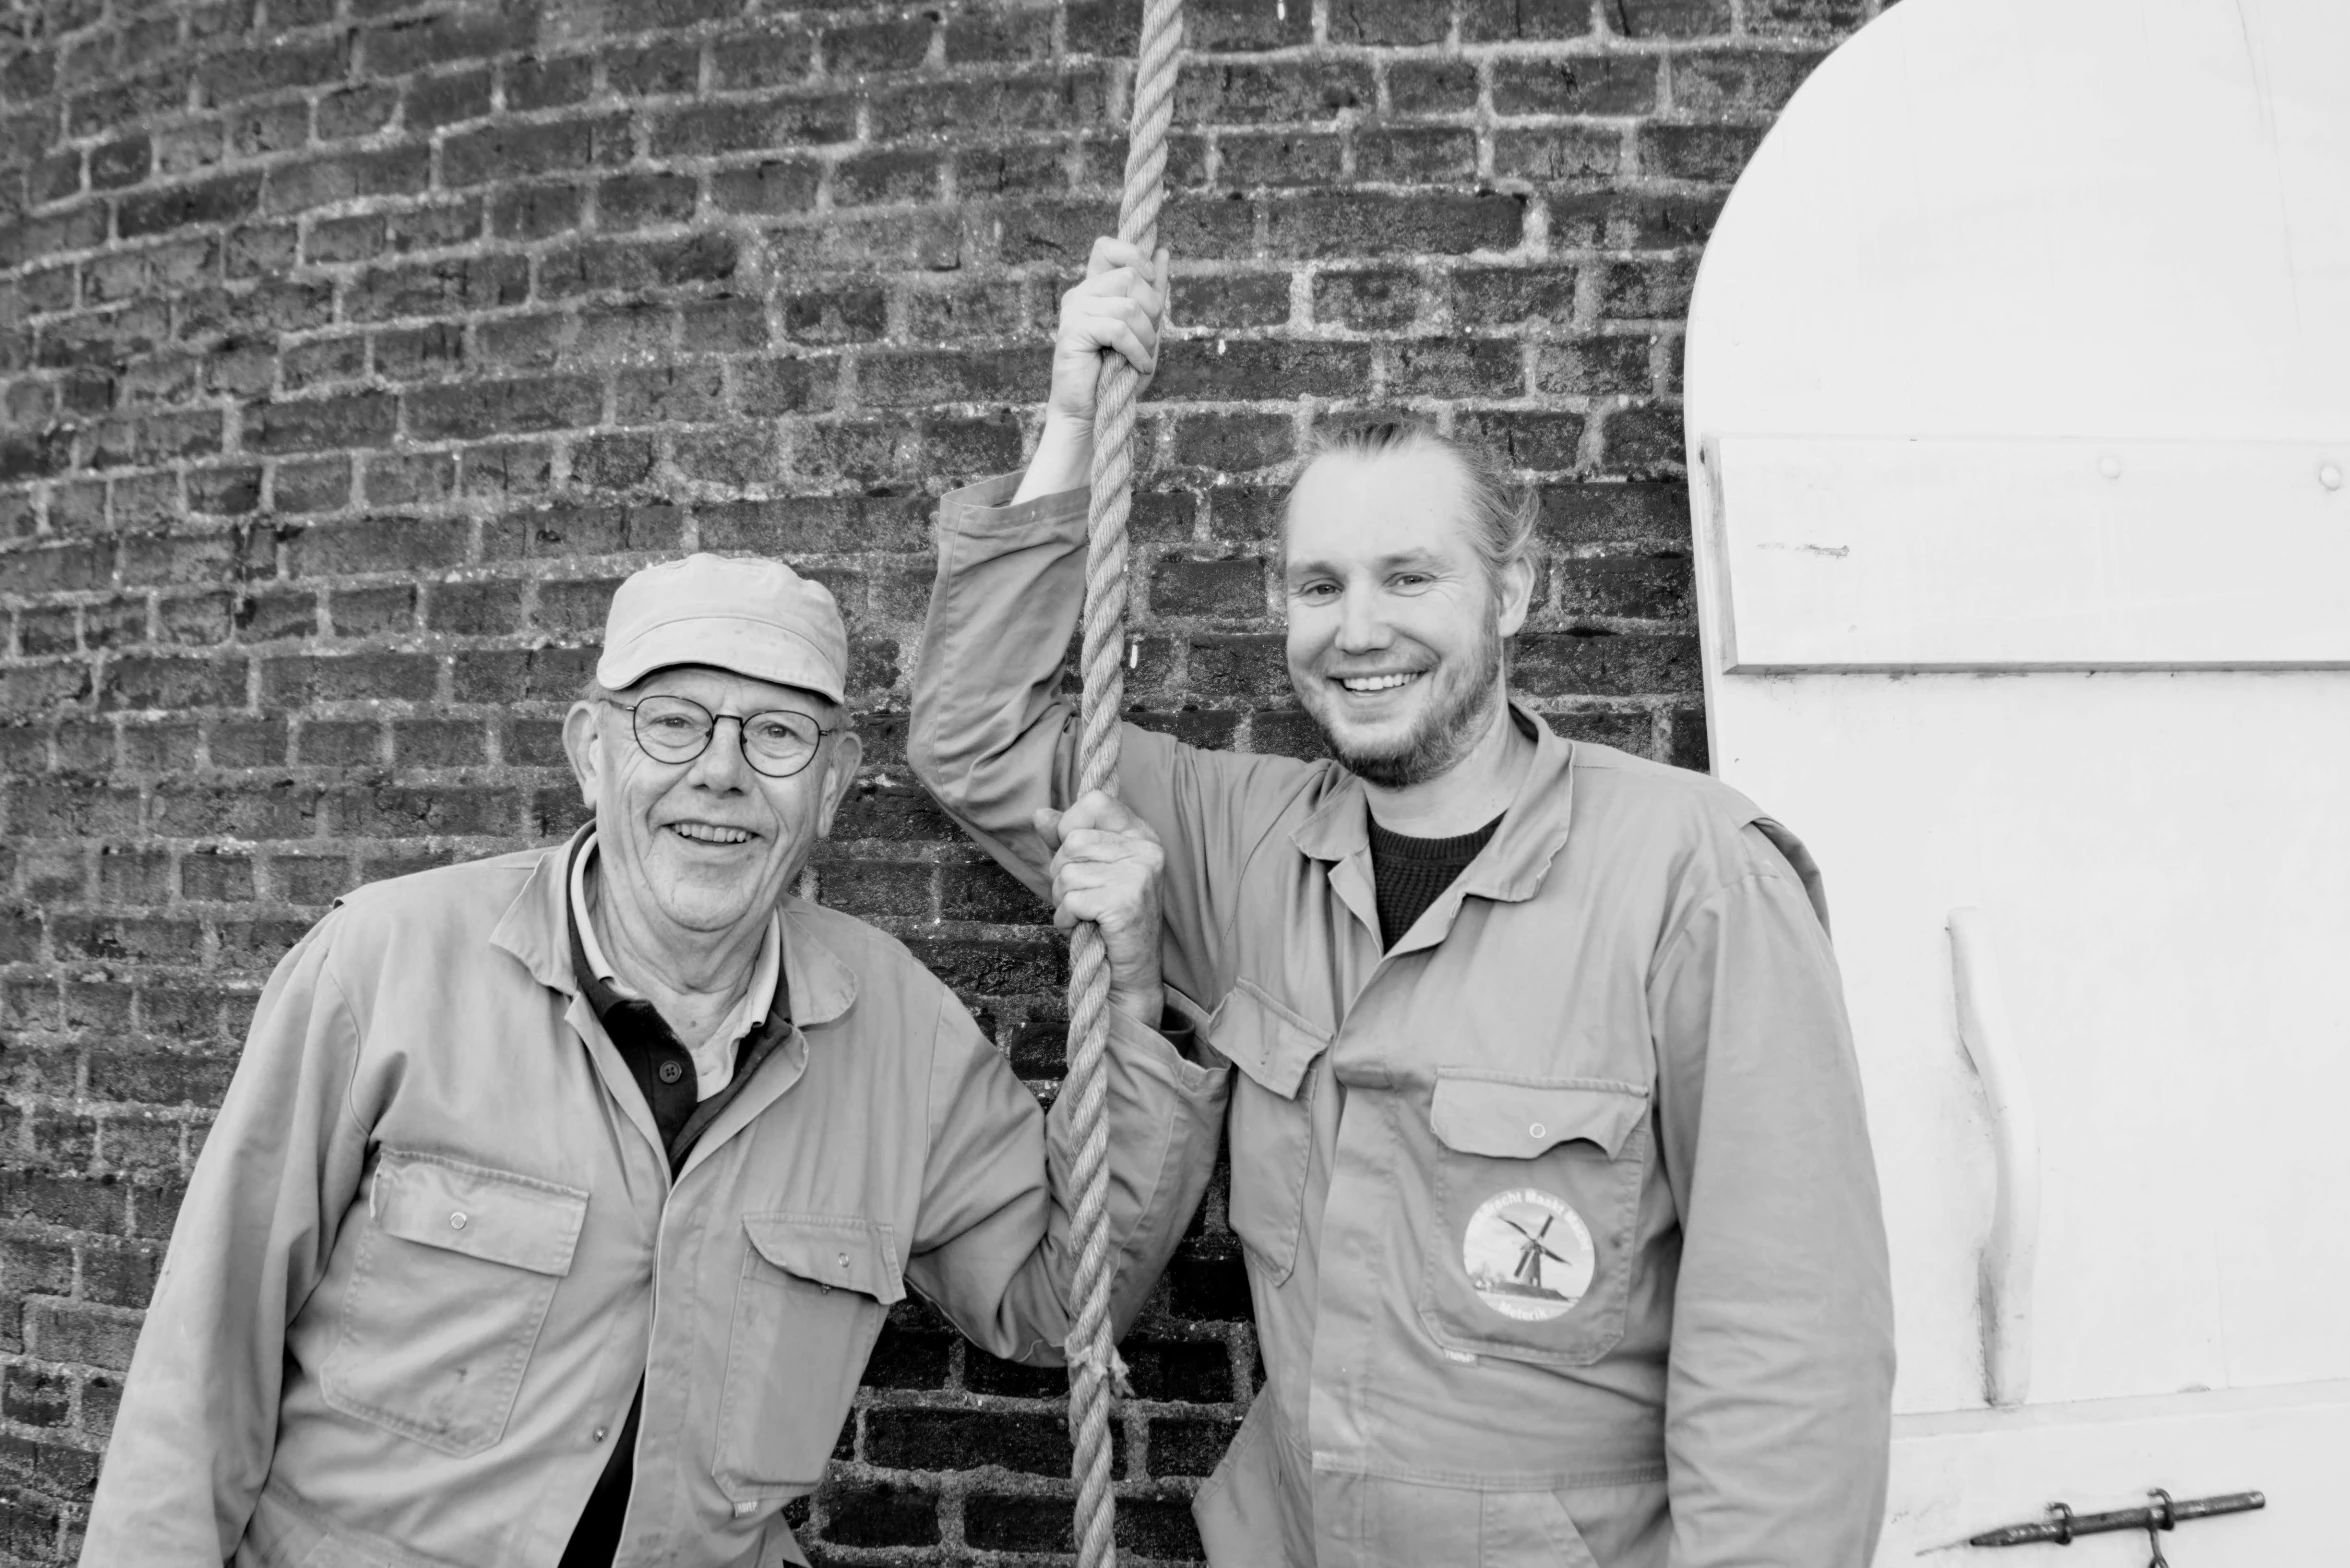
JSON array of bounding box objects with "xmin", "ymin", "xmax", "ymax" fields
[{"xmin": 605, "ymin": 694, "xmax": 837, "ymax": 779}]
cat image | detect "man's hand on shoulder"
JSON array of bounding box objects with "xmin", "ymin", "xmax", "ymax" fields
[
  {"xmin": 1035, "ymin": 789, "xmax": 1165, "ymax": 1028},
  {"xmin": 1015, "ymin": 237, "xmax": 1172, "ymax": 504}
]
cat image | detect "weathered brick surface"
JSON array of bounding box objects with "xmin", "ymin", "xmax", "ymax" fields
[{"xmin": 0, "ymin": 0, "xmax": 1876, "ymax": 1560}]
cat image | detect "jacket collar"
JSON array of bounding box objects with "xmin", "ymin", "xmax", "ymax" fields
[
  {"xmin": 1288, "ymin": 701, "xmax": 1578, "ymax": 908},
  {"xmin": 491, "ymin": 826, "xmax": 858, "ymax": 1029}
]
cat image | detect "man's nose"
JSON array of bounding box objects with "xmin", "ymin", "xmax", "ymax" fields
[
  {"xmin": 687, "ymin": 717, "xmax": 754, "ymax": 788},
  {"xmin": 1334, "ymin": 588, "xmax": 1390, "ymax": 653}
]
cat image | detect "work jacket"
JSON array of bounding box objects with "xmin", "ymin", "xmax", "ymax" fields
[
  {"xmin": 909, "ymin": 476, "xmax": 1897, "ymax": 1568},
  {"xmin": 83, "ymin": 836, "xmax": 1226, "ymax": 1568}
]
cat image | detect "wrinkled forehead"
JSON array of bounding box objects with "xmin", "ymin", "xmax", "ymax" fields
[{"xmin": 1279, "ymin": 445, "xmax": 1481, "ymax": 574}]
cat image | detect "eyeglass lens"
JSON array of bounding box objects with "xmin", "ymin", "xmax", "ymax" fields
[{"xmin": 631, "ymin": 695, "xmax": 823, "ymax": 777}]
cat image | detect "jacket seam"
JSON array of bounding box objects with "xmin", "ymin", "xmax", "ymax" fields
[
  {"xmin": 1211, "ymin": 776, "xmax": 1329, "ymax": 993},
  {"xmin": 1646, "ymin": 868, "xmax": 1778, "ymax": 989},
  {"xmin": 317, "ymin": 950, "xmax": 369, "ymax": 1143},
  {"xmin": 1104, "ymin": 1014, "xmax": 1188, "ymax": 1316}
]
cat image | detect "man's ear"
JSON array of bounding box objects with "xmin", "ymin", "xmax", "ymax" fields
[
  {"xmin": 813, "ymin": 730, "xmax": 863, "ymax": 840},
  {"xmin": 1496, "ymin": 553, "xmax": 1538, "ymax": 639},
  {"xmin": 563, "ymin": 701, "xmax": 605, "ymax": 811}
]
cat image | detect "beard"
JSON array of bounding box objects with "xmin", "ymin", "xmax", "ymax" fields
[{"xmin": 1299, "ymin": 615, "xmax": 1505, "ymax": 790}]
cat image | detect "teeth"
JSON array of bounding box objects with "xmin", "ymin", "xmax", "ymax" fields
[
  {"xmin": 1340, "ymin": 672, "xmax": 1419, "ymax": 692},
  {"xmin": 673, "ymin": 823, "xmax": 751, "ymax": 845}
]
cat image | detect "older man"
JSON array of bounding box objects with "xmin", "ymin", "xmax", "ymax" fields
[
  {"xmin": 909, "ymin": 239, "xmax": 1896, "ymax": 1566},
  {"xmin": 84, "ymin": 555, "xmax": 1225, "ymax": 1568}
]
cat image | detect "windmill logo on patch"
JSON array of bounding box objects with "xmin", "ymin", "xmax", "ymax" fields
[{"xmin": 1464, "ymin": 1189, "xmax": 1595, "ymax": 1322}]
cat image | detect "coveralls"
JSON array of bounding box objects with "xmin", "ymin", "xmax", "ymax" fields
[
  {"xmin": 910, "ymin": 476, "xmax": 1897, "ymax": 1568},
  {"xmin": 83, "ymin": 834, "xmax": 1226, "ymax": 1567}
]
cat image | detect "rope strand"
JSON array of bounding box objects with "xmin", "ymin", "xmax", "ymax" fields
[{"xmin": 1065, "ymin": 2, "xmax": 1184, "ymax": 1565}]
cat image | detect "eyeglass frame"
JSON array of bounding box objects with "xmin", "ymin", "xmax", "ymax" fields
[{"xmin": 600, "ymin": 694, "xmax": 840, "ymax": 780}]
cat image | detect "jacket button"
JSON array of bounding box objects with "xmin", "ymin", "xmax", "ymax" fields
[
  {"xmin": 657, "ymin": 1060, "xmax": 685, "ymax": 1085},
  {"xmin": 1528, "ymin": 1123, "xmax": 1546, "ymax": 1140},
  {"xmin": 449, "ymin": 1211, "xmax": 469, "ymax": 1230}
]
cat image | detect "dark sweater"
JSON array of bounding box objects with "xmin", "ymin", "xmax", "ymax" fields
[{"xmin": 1367, "ymin": 812, "xmax": 1506, "ymax": 950}]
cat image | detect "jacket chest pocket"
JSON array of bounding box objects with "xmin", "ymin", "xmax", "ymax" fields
[
  {"xmin": 1209, "ymin": 982, "xmax": 1329, "ymax": 1288},
  {"xmin": 715, "ymin": 1214, "xmax": 903, "ymax": 1497},
  {"xmin": 322, "ymin": 1149, "xmax": 588, "ymax": 1457},
  {"xmin": 1417, "ymin": 1072, "xmax": 1650, "ymax": 1368}
]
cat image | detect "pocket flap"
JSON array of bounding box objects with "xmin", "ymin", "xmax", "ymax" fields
[
  {"xmin": 743, "ymin": 1214, "xmax": 905, "ymax": 1304},
  {"xmin": 374, "ymin": 1150, "xmax": 589, "ymax": 1277},
  {"xmin": 1207, "ymin": 983, "xmax": 1329, "ymax": 1101},
  {"xmin": 1429, "ymin": 1074, "xmax": 1649, "ymax": 1160}
]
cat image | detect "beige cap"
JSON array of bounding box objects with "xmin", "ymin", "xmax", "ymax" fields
[{"xmin": 596, "ymin": 553, "xmax": 848, "ymax": 703}]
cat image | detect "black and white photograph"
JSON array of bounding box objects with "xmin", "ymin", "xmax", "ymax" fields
[{"xmin": 0, "ymin": 0, "xmax": 2340, "ymax": 1562}]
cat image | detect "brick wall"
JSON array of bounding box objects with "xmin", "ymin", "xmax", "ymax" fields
[{"xmin": 0, "ymin": 0, "xmax": 1876, "ymax": 1560}]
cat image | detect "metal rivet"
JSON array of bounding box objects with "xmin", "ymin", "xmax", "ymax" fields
[
  {"xmin": 1529, "ymin": 1123, "xmax": 1546, "ymax": 1139},
  {"xmin": 837, "ymin": 1252, "xmax": 851, "ymax": 1268},
  {"xmin": 449, "ymin": 1211, "xmax": 468, "ymax": 1230},
  {"xmin": 2322, "ymin": 463, "xmax": 2343, "ymax": 491},
  {"xmin": 593, "ymin": 1426, "xmax": 607, "ymax": 1442},
  {"xmin": 2097, "ymin": 455, "xmax": 2122, "ymax": 479}
]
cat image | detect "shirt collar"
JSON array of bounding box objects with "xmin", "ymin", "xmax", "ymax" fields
[
  {"xmin": 1287, "ymin": 701, "xmax": 1578, "ymax": 906},
  {"xmin": 567, "ymin": 829, "xmax": 783, "ymax": 1059}
]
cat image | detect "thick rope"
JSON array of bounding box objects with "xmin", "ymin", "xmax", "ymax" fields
[{"xmin": 1064, "ymin": 1, "xmax": 1183, "ymax": 1564}]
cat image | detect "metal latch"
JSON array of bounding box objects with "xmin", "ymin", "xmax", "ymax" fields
[{"xmin": 1964, "ymin": 1489, "xmax": 2265, "ymax": 1565}]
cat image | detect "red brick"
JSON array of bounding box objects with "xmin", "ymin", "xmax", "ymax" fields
[
  {"xmin": 1640, "ymin": 121, "xmax": 1768, "ymax": 181},
  {"xmin": 115, "ymin": 174, "xmax": 261, "ymax": 240},
  {"xmin": 1502, "ymin": 54, "xmax": 1659, "ymax": 117},
  {"xmin": 260, "ymin": 652, "xmax": 438, "ymax": 705},
  {"xmin": 1534, "ymin": 335, "xmax": 1653, "ymax": 397},
  {"xmin": 869, "ymin": 74, "xmax": 1105, "ymax": 142},
  {"xmin": 101, "ymin": 655, "xmax": 243, "ymax": 712},
  {"xmin": 1457, "ymin": 409, "xmax": 1590, "ymax": 471},
  {"xmin": 1613, "ymin": 0, "xmax": 1732, "ymax": 37},
  {"xmin": 361, "ymin": 8, "xmax": 538, "ymax": 77},
  {"xmin": 262, "ymin": 146, "xmax": 432, "ymax": 215},
  {"xmin": 1177, "ymin": 61, "xmax": 1372, "ymax": 126},
  {"xmin": 709, "ymin": 30, "xmax": 813, "ymax": 90},
  {"xmin": 490, "ymin": 181, "xmax": 584, "ymax": 241},
  {"xmin": 538, "ymin": 232, "xmax": 739, "ymax": 298},
  {"xmin": 650, "ymin": 96, "xmax": 856, "ymax": 158},
  {"xmin": 1215, "ymin": 131, "xmax": 1342, "ymax": 190},
  {"xmin": 503, "ymin": 55, "xmax": 593, "ymax": 112},
  {"xmin": 244, "ymin": 394, "xmax": 397, "ymax": 455},
  {"xmin": 1265, "ymin": 192, "xmax": 1525, "ymax": 258},
  {"xmin": 1386, "ymin": 58, "xmax": 1480, "ymax": 117}
]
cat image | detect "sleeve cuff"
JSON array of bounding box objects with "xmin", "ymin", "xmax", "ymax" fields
[
  {"xmin": 938, "ymin": 471, "xmax": 1092, "ymax": 546},
  {"xmin": 1104, "ymin": 1001, "xmax": 1228, "ymax": 1097}
]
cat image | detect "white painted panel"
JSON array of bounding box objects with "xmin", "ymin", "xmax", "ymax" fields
[
  {"xmin": 1882, "ymin": 1382, "xmax": 2350, "ymax": 1564},
  {"xmin": 1683, "ymin": 0, "xmax": 2350, "ymax": 446},
  {"xmin": 1711, "ymin": 673, "xmax": 2350, "ymax": 1416},
  {"xmin": 1710, "ymin": 437, "xmax": 2350, "ymax": 671},
  {"xmin": 1680, "ymin": 0, "xmax": 2350, "ymax": 1553}
]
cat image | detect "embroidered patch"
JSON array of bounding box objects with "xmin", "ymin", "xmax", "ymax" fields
[{"xmin": 1463, "ymin": 1188, "xmax": 1595, "ymax": 1322}]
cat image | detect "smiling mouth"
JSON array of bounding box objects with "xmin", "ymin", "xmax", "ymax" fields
[
  {"xmin": 1336, "ymin": 671, "xmax": 1423, "ymax": 693},
  {"xmin": 669, "ymin": 822, "xmax": 754, "ymax": 845}
]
